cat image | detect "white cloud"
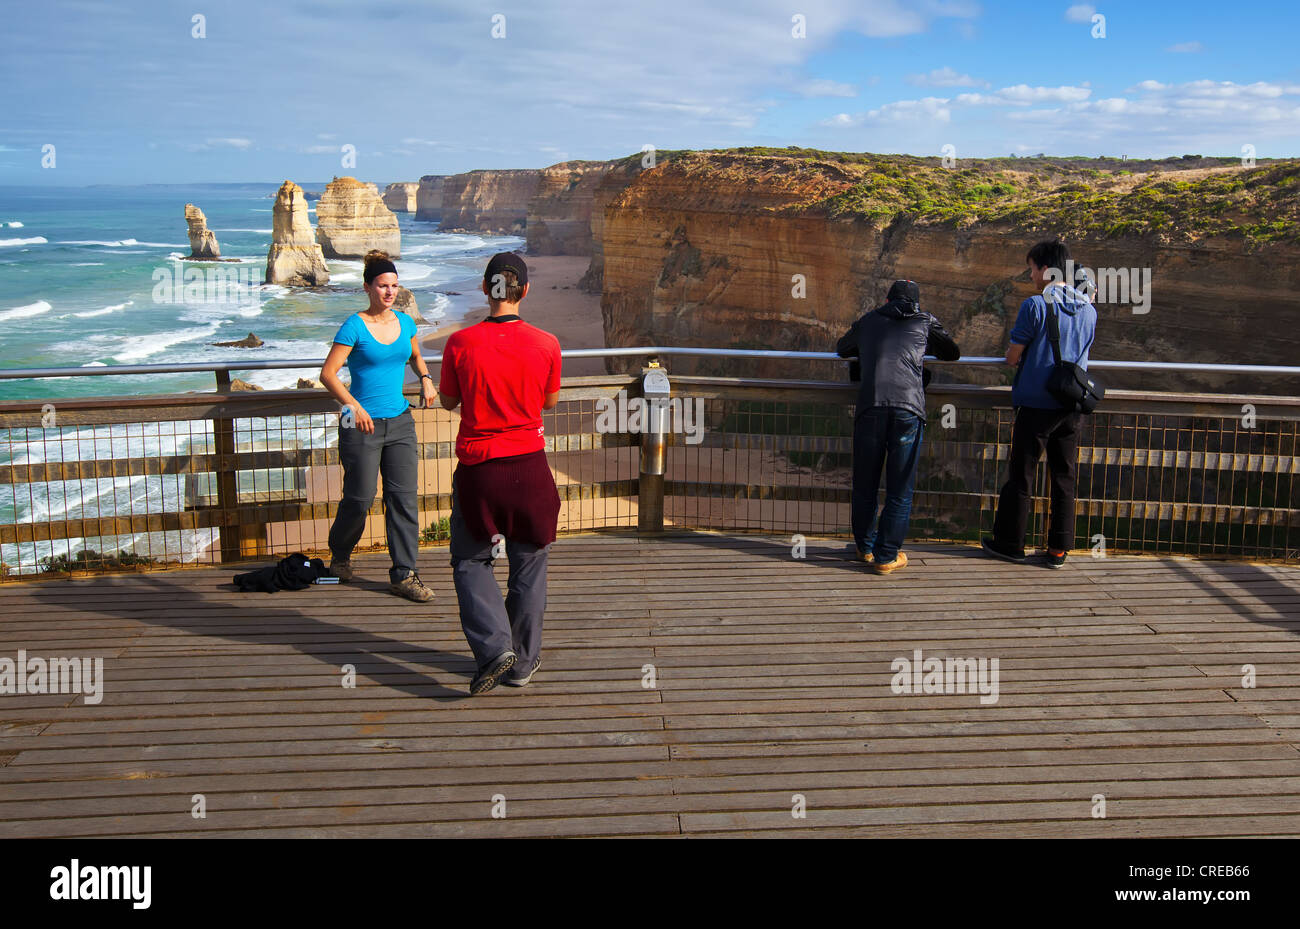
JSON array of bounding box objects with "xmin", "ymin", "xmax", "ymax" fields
[
  {"xmin": 955, "ymin": 84, "xmax": 1092, "ymax": 106},
  {"xmin": 1064, "ymin": 4, "xmax": 1096, "ymax": 23},
  {"xmin": 205, "ymin": 137, "xmax": 252, "ymax": 149},
  {"xmin": 906, "ymin": 66, "xmax": 988, "ymax": 88},
  {"xmin": 797, "ymin": 79, "xmax": 859, "ymax": 98},
  {"xmin": 1166, "ymin": 41, "xmax": 1204, "ymax": 53}
]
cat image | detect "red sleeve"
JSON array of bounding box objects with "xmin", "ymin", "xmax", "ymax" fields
[
  {"xmin": 546, "ymin": 338, "xmax": 561, "ymax": 393},
  {"xmin": 439, "ymin": 338, "xmax": 460, "ymax": 397}
]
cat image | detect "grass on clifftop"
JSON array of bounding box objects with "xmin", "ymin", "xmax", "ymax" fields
[{"xmin": 674, "ymin": 147, "xmax": 1300, "ymax": 246}]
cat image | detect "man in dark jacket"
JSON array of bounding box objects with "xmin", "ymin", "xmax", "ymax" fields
[{"xmin": 836, "ymin": 280, "xmax": 960, "ymax": 574}]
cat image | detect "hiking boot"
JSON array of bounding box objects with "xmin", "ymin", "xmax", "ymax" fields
[
  {"xmin": 1045, "ymin": 548, "xmax": 1068, "ymax": 569},
  {"xmin": 504, "ymin": 657, "xmax": 541, "ymax": 687},
  {"xmin": 981, "ymin": 536, "xmax": 1027, "ymax": 564},
  {"xmin": 389, "ymin": 572, "xmax": 434, "ymax": 602},
  {"xmin": 853, "ymin": 549, "xmax": 875, "ymax": 565},
  {"xmin": 872, "ymin": 551, "xmax": 908, "ymax": 575},
  {"xmin": 329, "ymin": 558, "xmax": 353, "ymax": 582},
  {"xmin": 470, "ymin": 651, "xmax": 517, "ymax": 695}
]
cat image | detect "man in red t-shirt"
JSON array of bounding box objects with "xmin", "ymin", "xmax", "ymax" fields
[{"xmin": 438, "ymin": 252, "xmax": 562, "ymax": 694}]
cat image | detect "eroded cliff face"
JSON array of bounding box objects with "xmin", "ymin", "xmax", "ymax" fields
[
  {"xmin": 438, "ymin": 169, "xmax": 541, "ymax": 234},
  {"xmin": 415, "ymin": 175, "xmax": 445, "ymax": 222},
  {"xmin": 599, "ymin": 153, "xmax": 1300, "ymax": 393},
  {"xmin": 526, "ymin": 160, "xmax": 622, "ymax": 256}
]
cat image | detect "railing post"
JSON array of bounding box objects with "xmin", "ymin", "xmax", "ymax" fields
[
  {"xmin": 638, "ymin": 360, "xmax": 670, "ymax": 533},
  {"xmin": 213, "ymin": 369, "xmax": 262, "ymax": 561}
]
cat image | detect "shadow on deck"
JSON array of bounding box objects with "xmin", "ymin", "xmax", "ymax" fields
[{"xmin": 2, "ymin": 533, "xmax": 1299, "ymax": 838}]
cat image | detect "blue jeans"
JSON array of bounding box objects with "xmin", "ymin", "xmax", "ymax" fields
[{"xmin": 851, "ymin": 407, "xmax": 925, "ymax": 563}]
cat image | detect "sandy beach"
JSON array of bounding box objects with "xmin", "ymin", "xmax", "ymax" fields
[{"xmin": 418, "ymin": 255, "xmax": 607, "ymax": 376}]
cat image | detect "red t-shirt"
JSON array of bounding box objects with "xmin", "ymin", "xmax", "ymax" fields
[{"xmin": 439, "ymin": 317, "xmax": 562, "ymax": 465}]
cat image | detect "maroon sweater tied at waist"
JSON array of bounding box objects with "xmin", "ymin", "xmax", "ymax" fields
[{"xmin": 453, "ymin": 449, "xmax": 561, "ymax": 548}]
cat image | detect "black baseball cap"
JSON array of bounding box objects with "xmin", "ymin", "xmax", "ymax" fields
[{"xmin": 484, "ymin": 251, "xmax": 528, "ymax": 287}]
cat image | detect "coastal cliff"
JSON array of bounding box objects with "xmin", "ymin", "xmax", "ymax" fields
[
  {"xmin": 438, "ymin": 169, "xmax": 541, "ymax": 234},
  {"xmin": 265, "ymin": 181, "xmax": 329, "ymax": 286},
  {"xmin": 315, "ymin": 176, "xmax": 401, "ymax": 259},
  {"xmin": 599, "ymin": 150, "xmax": 1300, "ymax": 393},
  {"xmin": 526, "ymin": 160, "xmax": 623, "ymax": 256},
  {"xmin": 415, "ymin": 175, "xmax": 445, "ymax": 222},
  {"xmin": 382, "ymin": 182, "xmax": 419, "ymax": 213}
]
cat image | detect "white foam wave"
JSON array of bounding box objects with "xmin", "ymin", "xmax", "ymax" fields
[
  {"xmin": 72, "ymin": 301, "xmax": 130, "ymax": 319},
  {"xmin": 0, "ymin": 236, "xmax": 47, "ymax": 247},
  {"xmin": 4, "ymin": 221, "xmax": 24, "ymax": 228},
  {"xmin": 0, "ymin": 300, "xmax": 52, "ymax": 322},
  {"xmin": 330, "ymin": 271, "xmax": 360, "ymax": 283},
  {"xmin": 59, "ymin": 239, "xmax": 186, "ymax": 248},
  {"xmin": 71, "ymin": 262, "xmax": 105, "ymax": 266},
  {"xmin": 211, "ymin": 228, "xmax": 272, "ymax": 234},
  {"xmin": 112, "ymin": 324, "xmax": 222, "ymax": 362}
]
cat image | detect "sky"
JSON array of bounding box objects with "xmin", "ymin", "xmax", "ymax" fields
[{"xmin": 1, "ymin": 0, "xmax": 1297, "ymax": 185}]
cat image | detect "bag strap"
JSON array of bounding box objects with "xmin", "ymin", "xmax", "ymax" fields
[{"xmin": 1044, "ymin": 293, "xmax": 1064, "ymax": 366}]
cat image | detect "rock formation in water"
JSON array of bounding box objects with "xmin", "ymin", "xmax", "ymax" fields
[
  {"xmin": 184, "ymin": 204, "xmax": 220, "ymax": 259},
  {"xmin": 383, "ymin": 182, "xmax": 419, "ymax": 213},
  {"xmin": 393, "ymin": 286, "xmax": 428, "ymax": 325},
  {"xmin": 265, "ymin": 181, "xmax": 330, "ymax": 286},
  {"xmin": 527, "ymin": 160, "xmax": 627, "ymax": 257},
  {"xmin": 438, "ymin": 169, "xmax": 541, "ymax": 234},
  {"xmin": 228, "ymin": 378, "xmax": 263, "ymax": 391},
  {"xmin": 597, "ymin": 149, "xmax": 1300, "ymax": 394},
  {"xmin": 415, "ymin": 175, "xmax": 445, "ymax": 222},
  {"xmin": 315, "ymin": 176, "xmax": 401, "ymax": 259},
  {"xmin": 212, "ymin": 332, "xmax": 264, "ymax": 348}
]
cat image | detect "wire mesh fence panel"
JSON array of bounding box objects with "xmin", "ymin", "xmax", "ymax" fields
[{"xmin": 2, "ymin": 378, "xmax": 1297, "ymax": 581}]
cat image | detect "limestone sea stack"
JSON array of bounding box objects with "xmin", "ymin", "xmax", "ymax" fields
[
  {"xmin": 265, "ymin": 181, "xmax": 330, "ymax": 286},
  {"xmin": 382, "ymin": 182, "xmax": 419, "ymax": 213},
  {"xmin": 184, "ymin": 204, "xmax": 220, "ymax": 259},
  {"xmin": 393, "ymin": 286, "xmax": 429, "ymax": 325},
  {"xmin": 315, "ymin": 176, "xmax": 401, "ymax": 259},
  {"xmin": 414, "ymin": 175, "xmax": 445, "ymax": 222}
]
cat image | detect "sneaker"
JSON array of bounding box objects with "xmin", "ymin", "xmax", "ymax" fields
[
  {"xmin": 1045, "ymin": 548, "xmax": 1068, "ymax": 569},
  {"xmin": 329, "ymin": 558, "xmax": 353, "ymax": 582},
  {"xmin": 504, "ymin": 657, "xmax": 541, "ymax": 687},
  {"xmin": 389, "ymin": 572, "xmax": 434, "ymax": 603},
  {"xmin": 853, "ymin": 549, "xmax": 875, "ymax": 565},
  {"xmin": 872, "ymin": 551, "xmax": 908, "ymax": 575},
  {"xmin": 470, "ymin": 651, "xmax": 517, "ymax": 695},
  {"xmin": 981, "ymin": 536, "xmax": 1027, "ymax": 564}
]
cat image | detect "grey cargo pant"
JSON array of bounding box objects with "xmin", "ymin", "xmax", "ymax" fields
[
  {"xmin": 328, "ymin": 408, "xmax": 419, "ymax": 584},
  {"xmin": 449, "ymin": 473, "xmax": 550, "ymax": 673}
]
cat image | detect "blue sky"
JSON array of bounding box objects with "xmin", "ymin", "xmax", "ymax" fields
[{"xmin": 2, "ymin": 0, "xmax": 1297, "ymax": 185}]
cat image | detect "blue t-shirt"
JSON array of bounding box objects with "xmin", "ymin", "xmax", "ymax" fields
[
  {"xmin": 1010, "ymin": 288, "xmax": 1097, "ymax": 410},
  {"xmin": 332, "ymin": 311, "xmax": 417, "ymax": 419}
]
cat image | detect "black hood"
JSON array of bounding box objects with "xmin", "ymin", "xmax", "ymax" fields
[{"xmin": 876, "ymin": 279, "xmax": 922, "ymax": 318}]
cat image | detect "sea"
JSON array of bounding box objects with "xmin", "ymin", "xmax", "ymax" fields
[{"xmin": 0, "ymin": 182, "xmax": 524, "ymax": 572}]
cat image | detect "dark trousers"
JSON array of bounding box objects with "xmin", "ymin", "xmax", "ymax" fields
[
  {"xmin": 449, "ymin": 474, "xmax": 550, "ymax": 672},
  {"xmin": 328, "ymin": 408, "xmax": 419, "ymax": 584},
  {"xmin": 851, "ymin": 407, "xmax": 925, "ymax": 563},
  {"xmin": 992, "ymin": 406, "xmax": 1082, "ymax": 553}
]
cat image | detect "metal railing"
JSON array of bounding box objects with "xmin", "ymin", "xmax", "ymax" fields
[{"xmin": 1, "ymin": 348, "xmax": 1297, "ymax": 579}]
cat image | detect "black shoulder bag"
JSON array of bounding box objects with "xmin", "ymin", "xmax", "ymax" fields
[{"xmin": 1044, "ymin": 297, "xmax": 1104, "ymax": 413}]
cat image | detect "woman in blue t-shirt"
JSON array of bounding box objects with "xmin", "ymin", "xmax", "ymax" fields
[{"xmin": 320, "ymin": 250, "xmax": 437, "ymax": 602}]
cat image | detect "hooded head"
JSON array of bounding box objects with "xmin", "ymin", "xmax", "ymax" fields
[{"xmin": 877, "ymin": 279, "xmax": 921, "ymax": 318}]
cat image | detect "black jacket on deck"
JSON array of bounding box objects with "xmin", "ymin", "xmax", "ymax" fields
[
  {"xmin": 836, "ymin": 298, "xmax": 961, "ymax": 419},
  {"xmin": 234, "ymin": 553, "xmax": 332, "ymax": 593}
]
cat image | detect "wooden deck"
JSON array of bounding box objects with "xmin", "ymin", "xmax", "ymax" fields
[{"xmin": 2, "ymin": 533, "xmax": 1300, "ymax": 838}]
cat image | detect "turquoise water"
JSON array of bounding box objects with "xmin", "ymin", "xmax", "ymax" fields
[
  {"xmin": 0, "ymin": 183, "xmax": 522, "ymax": 572},
  {"xmin": 0, "ymin": 183, "xmax": 521, "ymax": 400}
]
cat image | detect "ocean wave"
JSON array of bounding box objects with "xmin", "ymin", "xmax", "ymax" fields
[
  {"xmin": 59, "ymin": 239, "xmax": 186, "ymax": 248},
  {"xmin": 0, "ymin": 300, "xmax": 53, "ymax": 322},
  {"xmin": 3, "ymin": 221, "xmax": 23, "ymax": 228},
  {"xmin": 330, "ymin": 271, "xmax": 361, "ymax": 283},
  {"xmin": 71, "ymin": 301, "xmax": 131, "ymax": 319},
  {"xmin": 112, "ymin": 324, "xmax": 223, "ymax": 362},
  {"xmin": 71, "ymin": 262, "xmax": 105, "ymax": 266},
  {"xmin": 211, "ymin": 228, "xmax": 273, "ymax": 234},
  {"xmin": 0, "ymin": 236, "xmax": 48, "ymax": 247}
]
